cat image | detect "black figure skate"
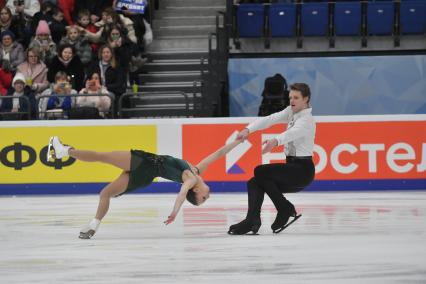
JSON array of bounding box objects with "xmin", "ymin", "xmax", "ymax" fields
[
  {"xmin": 271, "ymin": 201, "xmax": 301, "ymax": 234},
  {"xmin": 228, "ymin": 218, "xmax": 261, "ymax": 235}
]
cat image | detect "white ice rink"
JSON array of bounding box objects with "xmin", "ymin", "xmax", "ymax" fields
[{"xmin": 1, "ymin": 191, "xmax": 425, "ymax": 283}]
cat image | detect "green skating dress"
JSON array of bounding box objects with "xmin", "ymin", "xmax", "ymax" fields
[{"xmin": 121, "ymin": 150, "xmax": 192, "ymax": 195}]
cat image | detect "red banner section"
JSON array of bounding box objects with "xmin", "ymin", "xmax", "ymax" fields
[{"xmin": 182, "ymin": 121, "xmax": 426, "ymax": 181}]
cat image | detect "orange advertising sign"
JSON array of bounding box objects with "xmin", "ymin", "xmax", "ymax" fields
[{"xmin": 183, "ymin": 121, "xmax": 426, "ymax": 181}]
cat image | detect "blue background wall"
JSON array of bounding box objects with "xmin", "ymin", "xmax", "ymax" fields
[{"xmin": 228, "ymin": 55, "xmax": 426, "ymax": 116}]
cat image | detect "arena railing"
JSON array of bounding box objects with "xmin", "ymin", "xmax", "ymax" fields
[
  {"xmin": 118, "ymin": 91, "xmax": 192, "ymax": 118},
  {"xmin": 36, "ymin": 93, "xmax": 115, "ymax": 120},
  {"xmin": 0, "ymin": 96, "xmax": 32, "ymax": 121}
]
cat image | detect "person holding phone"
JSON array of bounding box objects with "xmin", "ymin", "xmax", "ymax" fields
[{"xmin": 38, "ymin": 70, "xmax": 77, "ymax": 118}]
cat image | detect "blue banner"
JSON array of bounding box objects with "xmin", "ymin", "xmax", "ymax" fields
[
  {"xmin": 228, "ymin": 55, "xmax": 426, "ymax": 116},
  {"xmin": 116, "ymin": 0, "xmax": 146, "ymax": 14}
]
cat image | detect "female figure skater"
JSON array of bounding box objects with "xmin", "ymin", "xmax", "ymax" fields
[
  {"xmin": 229, "ymin": 83, "xmax": 316, "ymax": 235},
  {"xmin": 48, "ymin": 136, "xmax": 241, "ymax": 239}
]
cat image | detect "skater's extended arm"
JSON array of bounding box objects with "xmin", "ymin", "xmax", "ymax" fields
[
  {"xmin": 164, "ymin": 171, "xmax": 198, "ymax": 225},
  {"xmin": 196, "ymin": 140, "xmax": 242, "ymax": 174}
]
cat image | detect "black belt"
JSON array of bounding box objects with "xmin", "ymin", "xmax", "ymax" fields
[{"xmin": 286, "ymin": 156, "xmax": 312, "ymax": 161}]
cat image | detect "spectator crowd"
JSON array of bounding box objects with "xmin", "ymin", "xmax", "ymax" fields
[{"xmin": 0, "ymin": 0, "xmax": 152, "ymax": 119}]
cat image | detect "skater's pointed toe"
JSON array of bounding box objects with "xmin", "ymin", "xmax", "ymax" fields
[{"xmin": 47, "ymin": 136, "xmax": 71, "ymax": 160}]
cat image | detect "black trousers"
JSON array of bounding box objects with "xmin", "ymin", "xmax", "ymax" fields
[{"xmin": 245, "ymin": 157, "xmax": 315, "ymax": 220}]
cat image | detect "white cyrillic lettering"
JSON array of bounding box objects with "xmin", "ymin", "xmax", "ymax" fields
[
  {"xmin": 417, "ymin": 143, "xmax": 426, "ymax": 172},
  {"xmin": 313, "ymin": 144, "xmax": 327, "ymax": 174},
  {"xmin": 386, "ymin": 143, "xmax": 415, "ymax": 173},
  {"xmin": 331, "ymin": 144, "xmax": 358, "ymax": 174},
  {"xmin": 360, "ymin": 144, "xmax": 385, "ymax": 173}
]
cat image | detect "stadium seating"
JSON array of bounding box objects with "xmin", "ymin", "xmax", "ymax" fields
[
  {"xmin": 400, "ymin": 0, "xmax": 426, "ymax": 34},
  {"xmin": 269, "ymin": 3, "xmax": 297, "ymax": 38},
  {"xmin": 334, "ymin": 2, "xmax": 362, "ymax": 36},
  {"xmin": 301, "ymin": 2, "xmax": 329, "ymax": 36},
  {"xmin": 236, "ymin": 4, "xmax": 265, "ymax": 38},
  {"xmin": 367, "ymin": 1, "xmax": 394, "ymax": 35}
]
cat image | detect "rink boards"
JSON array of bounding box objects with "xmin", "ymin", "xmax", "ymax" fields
[{"xmin": 0, "ymin": 115, "xmax": 425, "ymax": 195}]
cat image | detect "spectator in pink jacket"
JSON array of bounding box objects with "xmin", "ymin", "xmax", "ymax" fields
[{"xmin": 16, "ymin": 46, "xmax": 49, "ymax": 97}]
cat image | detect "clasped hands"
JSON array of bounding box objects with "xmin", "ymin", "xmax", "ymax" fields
[{"xmin": 236, "ymin": 128, "xmax": 278, "ymax": 154}]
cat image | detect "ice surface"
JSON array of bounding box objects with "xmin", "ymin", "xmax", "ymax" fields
[{"xmin": 1, "ymin": 192, "xmax": 425, "ymax": 283}]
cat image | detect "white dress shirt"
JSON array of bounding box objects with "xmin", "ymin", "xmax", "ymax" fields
[{"xmin": 246, "ymin": 106, "xmax": 316, "ymax": 157}]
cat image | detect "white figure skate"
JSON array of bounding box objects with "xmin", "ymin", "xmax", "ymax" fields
[
  {"xmin": 79, "ymin": 219, "xmax": 100, "ymax": 239},
  {"xmin": 47, "ymin": 136, "xmax": 71, "ymax": 161}
]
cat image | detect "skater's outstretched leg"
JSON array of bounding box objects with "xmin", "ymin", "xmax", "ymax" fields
[
  {"xmin": 49, "ymin": 136, "xmax": 131, "ymax": 171},
  {"xmin": 79, "ymin": 172, "xmax": 129, "ymax": 239},
  {"xmin": 69, "ymin": 149, "xmax": 131, "ymax": 171}
]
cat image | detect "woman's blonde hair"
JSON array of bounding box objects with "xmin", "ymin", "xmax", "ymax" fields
[{"xmin": 66, "ymin": 25, "xmax": 80, "ymax": 37}]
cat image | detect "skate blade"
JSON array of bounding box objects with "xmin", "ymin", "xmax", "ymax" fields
[
  {"xmin": 47, "ymin": 137, "xmax": 54, "ymax": 161},
  {"xmin": 79, "ymin": 230, "xmax": 95, "ymax": 239},
  {"xmin": 228, "ymin": 225, "xmax": 260, "ymax": 235},
  {"xmin": 273, "ymin": 214, "xmax": 302, "ymax": 234},
  {"xmin": 228, "ymin": 230, "xmax": 259, "ymax": 236}
]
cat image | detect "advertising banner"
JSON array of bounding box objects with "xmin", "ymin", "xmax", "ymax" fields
[
  {"xmin": 183, "ymin": 121, "xmax": 426, "ymax": 182},
  {"xmin": 0, "ymin": 116, "xmax": 425, "ymax": 194},
  {"xmin": 0, "ymin": 125, "xmax": 156, "ymax": 183}
]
